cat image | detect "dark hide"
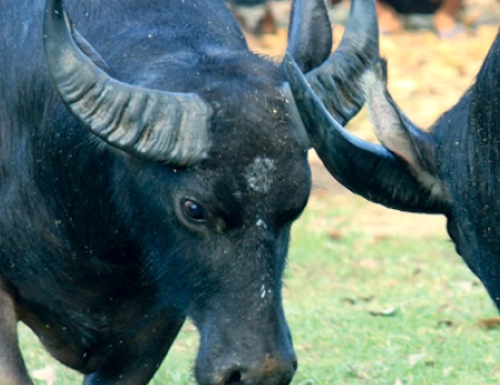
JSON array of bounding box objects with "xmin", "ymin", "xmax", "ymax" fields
[
  {"xmin": 0, "ymin": 0, "xmax": 375, "ymax": 384},
  {"xmin": 438, "ymin": 33, "xmax": 500, "ymax": 304},
  {"xmin": 288, "ymin": 20, "xmax": 500, "ymax": 309}
]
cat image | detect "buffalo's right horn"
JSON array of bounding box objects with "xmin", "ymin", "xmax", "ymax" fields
[
  {"xmin": 43, "ymin": 0, "xmax": 212, "ymax": 166},
  {"xmin": 303, "ymin": 0, "xmax": 380, "ymax": 127}
]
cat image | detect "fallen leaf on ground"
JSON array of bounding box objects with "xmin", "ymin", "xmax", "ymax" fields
[
  {"xmin": 368, "ymin": 307, "xmax": 398, "ymax": 317},
  {"xmin": 327, "ymin": 230, "xmax": 343, "ymax": 240},
  {"xmin": 342, "ymin": 295, "xmax": 374, "ymax": 305},
  {"xmin": 408, "ymin": 353, "xmax": 426, "ymax": 367},
  {"xmin": 437, "ymin": 319, "xmax": 455, "ymax": 328},
  {"xmin": 478, "ymin": 317, "xmax": 500, "ymax": 330}
]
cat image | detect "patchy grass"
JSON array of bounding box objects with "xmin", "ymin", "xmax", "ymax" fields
[
  {"xmin": 21, "ymin": 196, "xmax": 500, "ymax": 384},
  {"xmin": 284, "ymin": 196, "xmax": 500, "ymax": 385}
]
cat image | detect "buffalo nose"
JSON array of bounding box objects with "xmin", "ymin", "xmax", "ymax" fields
[{"xmin": 217, "ymin": 356, "xmax": 297, "ymax": 385}]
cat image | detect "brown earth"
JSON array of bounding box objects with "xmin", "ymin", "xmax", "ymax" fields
[{"xmin": 244, "ymin": 0, "xmax": 500, "ymax": 239}]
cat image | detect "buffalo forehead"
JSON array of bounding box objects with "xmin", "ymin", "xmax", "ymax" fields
[
  {"xmin": 244, "ymin": 154, "xmax": 310, "ymax": 218},
  {"xmin": 245, "ymin": 156, "xmax": 275, "ymax": 194}
]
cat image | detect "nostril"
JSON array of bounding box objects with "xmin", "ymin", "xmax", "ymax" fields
[
  {"xmin": 226, "ymin": 368, "xmax": 243, "ymax": 383},
  {"xmin": 216, "ymin": 357, "xmax": 296, "ymax": 384}
]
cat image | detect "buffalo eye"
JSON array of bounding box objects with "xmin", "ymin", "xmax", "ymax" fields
[{"xmin": 182, "ymin": 199, "xmax": 207, "ymax": 222}]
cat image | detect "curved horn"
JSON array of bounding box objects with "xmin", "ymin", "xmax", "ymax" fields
[
  {"xmin": 286, "ymin": 0, "xmax": 332, "ymax": 74},
  {"xmin": 284, "ymin": 54, "xmax": 448, "ymax": 214},
  {"xmin": 43, "ymin": 0, "xmax": 212, "ymax": 166},
  {"xmin": 304, "ymin": 0, "xmax": 379, "ymax": 126}
]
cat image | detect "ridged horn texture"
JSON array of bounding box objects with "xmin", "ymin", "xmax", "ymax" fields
[
  {"xmin": 284, "ymin": 54, "xmax": 448, "ymax": 214},
  {"xmin": 304, "ymin": 0, "xmax": 379, "ymax": 127},
  {"xmin": 43, "ymin": 0, "xmax": 212, "ymax": 166}
]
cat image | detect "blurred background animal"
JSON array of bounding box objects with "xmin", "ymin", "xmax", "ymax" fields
[
  {"xmin": 225, "ymin": 0, "xmax": 277, "ymax": 34},
  {"xmin": 375, "ymin": 0, "xmax": 464, "ymax": 38},
  {"xmin": 228, "ymin": 0, "xmax": 466, "ymax": 39}
]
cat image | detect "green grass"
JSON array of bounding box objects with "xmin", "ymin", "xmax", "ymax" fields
[{"xmin": 21, "ymin": 198, "xmax": 500, "ymax": 384}]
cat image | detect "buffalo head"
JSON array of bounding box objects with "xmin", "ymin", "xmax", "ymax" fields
[{"xmin": 17, "ymin": 0, "xmax": 381, "ymax": 384}]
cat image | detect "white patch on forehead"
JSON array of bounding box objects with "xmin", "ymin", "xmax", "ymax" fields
[{"xmin": 245, "ymin": 157, "xmax": 275, "ymax": 193}]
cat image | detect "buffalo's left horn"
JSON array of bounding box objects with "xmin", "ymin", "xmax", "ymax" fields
[{"xmin": 43, "ymin": 0, "xmax": 212, "ymax": 166}]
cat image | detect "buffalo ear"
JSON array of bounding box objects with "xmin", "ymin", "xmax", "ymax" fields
[
  {"xmin": 362, "ymin": 59, "xmax": 444, "ymax": 199},
  {"xmin": 286, "ymin": 0, "xmax": 332, "ymax": 73}
]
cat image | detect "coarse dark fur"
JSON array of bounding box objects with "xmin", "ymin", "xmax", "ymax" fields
[
  {"xmin": 0, "ymin": 0, "xmax": 350, "ymax": 384},
  {"xmin": 434, "ymin": 33, "xmax": 500, "ymax": 304}
]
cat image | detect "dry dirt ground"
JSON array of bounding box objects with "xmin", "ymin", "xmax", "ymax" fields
[{"xmin": 243, "ymin": 0, "xmax": 500, "ymax": 239}]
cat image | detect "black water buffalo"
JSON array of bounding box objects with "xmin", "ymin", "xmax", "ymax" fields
[
  {"xmin": 286, "ymin": 14, "xmax": 500, "ymax": 308},
  {"xmin": 0, "ymin": 0, "xmax": 378, "ymax": 384}
]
